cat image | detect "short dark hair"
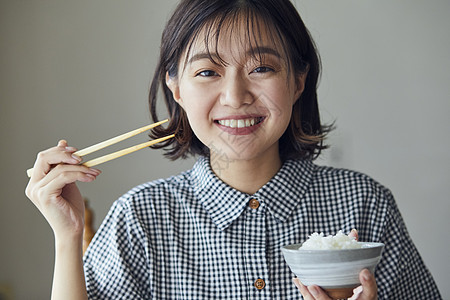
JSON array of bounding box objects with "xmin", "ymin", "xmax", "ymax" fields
[{"xmin": 149, "ymin": 0, "xmax": 331, "ymax": 161}]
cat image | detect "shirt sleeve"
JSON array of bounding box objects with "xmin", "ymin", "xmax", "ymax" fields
[
  {"xmin": 83, "ymin": 197, "xmax": 152, "ymax": 299},
  {"xmin": 375, "ymin": 189, "xmax": 442, "ymax": 299}
]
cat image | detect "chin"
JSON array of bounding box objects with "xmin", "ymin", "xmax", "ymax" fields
[{"xmin": 210, "ymin": 144, "xmax": 272, "ymax": 163}]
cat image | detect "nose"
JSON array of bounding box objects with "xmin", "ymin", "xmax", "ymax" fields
[{"xmin": 219, "ymin": 73, "xmax": 254, "ymax": 108}]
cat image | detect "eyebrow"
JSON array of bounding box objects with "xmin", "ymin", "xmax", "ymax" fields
[{"xmin": 187, "ymin": 46, "xmax": 283, "ymax": 65}]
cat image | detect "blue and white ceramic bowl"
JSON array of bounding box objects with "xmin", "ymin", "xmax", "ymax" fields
[{"xmin": 281, "ymin": 242, "xmax": 384, "ymax": 298}]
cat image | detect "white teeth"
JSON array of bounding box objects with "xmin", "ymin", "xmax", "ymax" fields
[{"xmin": 218, "ymin": 118, "xmax": 260, "ymax": 128}]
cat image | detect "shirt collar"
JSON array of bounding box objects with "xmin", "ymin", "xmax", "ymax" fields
[
  {"xmin": 191, "ymin": 156, "xmax": 315, "ymax": 231},
  {"xmin": 255, "ymin": 158, "xmax": 315, "ymax": 223}
]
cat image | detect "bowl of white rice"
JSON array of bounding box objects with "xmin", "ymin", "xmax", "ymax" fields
[{"xmin": 281, "ymin": 231, "xmax": 384, "ymax": 299}]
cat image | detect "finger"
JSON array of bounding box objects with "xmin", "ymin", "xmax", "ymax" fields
[
  {"xmin": 44, "ymin": 171, "xmax": 97, "ymax": 198},
  {"xmin": 357, "ymin": 269, "xmax": 377, "ymax": 300},
  {"xmin": 348, "ymin": 228, "xmax": 359, "ymax": 241},
  {"xmin": 40, "ymin": 164, "xmax": 101, "ymax": 187},
  {"xmin": 30, "ymin": 140, "xmax": 82, "ymax": 181},
  {"xmin": 306, "ymin": 285, "xmax": 332, "ymax": 300},
  {"xmin": 56, "ymin": 140, "xmax": 78, "ymax": 154},
  {"xmin": 57, "ymin": 139, "xmax": 67, "ymax": 147},
  {"xmin": 293, "ymin": 279, "xmax": 332, "ymax": 300},
  {"xmin": 293, "ymin": 278, "xmax": 314, "ymax": 300},
  {"xmin": 28, "ymin": 165, "xmax": 100, "ymax": 208},
  {"xmin": 293, "ymin": 277, "xmax": 302, "ymax": 290},
  {"xmin": 35, "ymin": 168, "xmax": 98, "ymax": 207}
]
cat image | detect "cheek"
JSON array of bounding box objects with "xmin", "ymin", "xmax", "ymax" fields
[
  {"xmin": 179, "ymin": 84, "xmax": 215, "ymax": 126},
  {"xmin": 259, "ymin": 83, "xmax": 296, "ymax": 118},
  {"xmin": 180, "ymin": 79, "xmax": 208, "ymax": 100}
]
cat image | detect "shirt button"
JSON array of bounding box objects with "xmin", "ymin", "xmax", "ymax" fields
[
  {"xmin": 249, "ymin": 199, "xmax": 260, "ymax": 209},
  {"xmin": 254, "ymin": 278, "xmax": 265, "ymax": 290}
]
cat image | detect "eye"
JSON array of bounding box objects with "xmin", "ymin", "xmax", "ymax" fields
[
  {"xmin": 196, "ymin": 70, "xmax": 219, "ymax": 77},
  {"xmin": 252, "ymin": 66, "xmax": 274, "ymax": 74}
]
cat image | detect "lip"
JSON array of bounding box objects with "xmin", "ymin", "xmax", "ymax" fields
[{"xmin": 214, "ymin": 115, "xmax": 265, "ymax": 135}]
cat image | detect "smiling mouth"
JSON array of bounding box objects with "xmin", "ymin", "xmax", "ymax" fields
[{"xmin": 215, "ymin": 117, "xmax": 264, "ymax": 128}]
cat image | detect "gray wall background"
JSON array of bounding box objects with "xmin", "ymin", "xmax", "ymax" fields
[{"xmin": 1, "ymin": 1, "xmax": 448, "ymax": 299}]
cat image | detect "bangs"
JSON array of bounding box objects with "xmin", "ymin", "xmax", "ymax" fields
[{"xmin": 181, "ymin": 6, "xmax": 292, "ymax": 73}]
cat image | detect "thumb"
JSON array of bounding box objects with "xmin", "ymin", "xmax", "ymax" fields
[
  {"xmin": 357, "ymin": 269, "xmax": 377, "ymax": 300},
  {"xmin": 348, "ymin": 229, "xmax": 359, "ymax": 241}
]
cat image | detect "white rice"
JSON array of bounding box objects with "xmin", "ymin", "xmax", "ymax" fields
[{"xmin": 299, "ymin": 230, "xmax": 362, "ymax": 250}]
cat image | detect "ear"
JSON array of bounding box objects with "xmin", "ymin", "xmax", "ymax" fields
[
  {"xmin": 293, "ymin": 67, "xmax": 309, "ymax": 103},
  {"xmin": 165, "ymin": 72, "xmax": 183, "ymax": 106}
]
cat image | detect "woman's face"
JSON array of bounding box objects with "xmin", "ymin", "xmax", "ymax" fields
[{"xmin": 167, "ymin": 19, "xmax": 306, "ymax": 165}]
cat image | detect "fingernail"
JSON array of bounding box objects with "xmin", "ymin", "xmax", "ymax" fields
[
  {"xmin": 362, "ymin": 270, "xmax": 371, "ymax": 281},
  {"xmin": 65, "ymin": 146, "xmax": 77, "ymax": 152},
  {"xmin": 72, "ymin": 154, "xmax": 82, "ymax": 162},
  {"xmin": 89, "ymin": 168, "xmax": 101, "ymax": 175},
  {"xmin": 85, "ymin": 174, "xmax": 96, "ymax": 181}
]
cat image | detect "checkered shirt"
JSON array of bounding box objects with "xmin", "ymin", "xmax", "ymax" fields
[{"xmin": 83, "ymin": 156, "xmax": 442, "ymax": 299}]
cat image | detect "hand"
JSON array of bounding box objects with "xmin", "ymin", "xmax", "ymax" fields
[
  {"xmin": 25, "ymin": 140, "xmax": 101, "ymax": 239},
  {"xmin": 293, "ymin": 229, "xmax": 378, "ymax": 299},
  {"xmin": 293, "ymin": 269, "xmax": 377, "ymax": 300}
]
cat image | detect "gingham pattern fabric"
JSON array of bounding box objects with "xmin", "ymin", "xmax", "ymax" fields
[{"xmin": 83, "ymin": 156, "xmax": 442, "ymax": 299}]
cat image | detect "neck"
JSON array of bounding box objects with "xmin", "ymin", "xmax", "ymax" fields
[{"xmin": 210, "ymin": 148, "xmax": 282, "ymax": 195}]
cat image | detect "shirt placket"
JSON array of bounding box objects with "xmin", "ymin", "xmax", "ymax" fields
[{"xmin": 244, "ymin": 197, "xmax": 270, "ymax": 299}]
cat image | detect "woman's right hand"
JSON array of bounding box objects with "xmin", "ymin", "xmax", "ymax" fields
[{"xmin": 25, "ymin": 140, "xmax": 101, "ymax": 240}]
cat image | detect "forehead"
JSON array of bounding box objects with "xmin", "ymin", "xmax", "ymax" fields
[{"xmin": 183, "ymin": 11, "xmax": 288, "ymax": 65}]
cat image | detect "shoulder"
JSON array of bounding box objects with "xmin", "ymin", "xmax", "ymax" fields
[
  {"xmin": 307, "ymin": 164, "xmax": 400, "ymax": 241},
  {"xmin": 314, "ymin": 164, "xmax": 390, "ymax": 189},
  {"xmin": 310, "ymin": 163, "xmax": 394, "ymax": 203}
]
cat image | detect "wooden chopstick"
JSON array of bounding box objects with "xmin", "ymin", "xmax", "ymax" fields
[
  {"xmin": 26, "ymin": 119, "xmax": 172, "ymax": 177},
  {"xmin": 82, "ymin": 134, "xmax": 174, "ymax": 168},
  {"xmin": 73, "ymin": 119, "xmax": 169, "ymax": 157}
]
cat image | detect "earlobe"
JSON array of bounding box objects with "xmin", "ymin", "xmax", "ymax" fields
[{"xmin": 165, "ymin": 72, "xmax": 182, "ymax": 104}]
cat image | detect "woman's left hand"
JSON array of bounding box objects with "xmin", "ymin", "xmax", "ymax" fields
[
  {"xmin": 292, "ymin": 229, "xmax": 378, "ymax": 299},
  {"xmin": 293, "ymin": 269, "xmax": 377, "ymax": 299}
]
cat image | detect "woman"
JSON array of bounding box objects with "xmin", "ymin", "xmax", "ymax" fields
[{"xmin": 25, "ymin": 0, "xmax": 442, "ymax": 299}]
